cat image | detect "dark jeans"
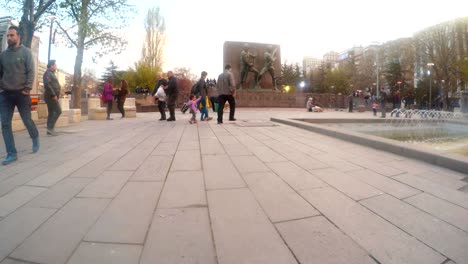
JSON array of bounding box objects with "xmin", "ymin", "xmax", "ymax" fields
[
  {"xmin": 106, "ymin": 100, "xmax": 112, "ymax": 118},
  {"xmin": 158, "ymin": 100, "xmax": 166, "ymax": 119},
  {"xmin": 217, "ymin": 94, "xmax": 235, "ymax": 123},
  {"xmin": 45, "ymin": 98, "xmax": 62, "ymax": 130},
  {"xmin": 0, "ymin": 91, "xmax": 39, "ymax": 155},
  {"xmin": 117, "ymin": 99, "xmax": 125, "ymax": 117},
  {"xmin": 210, "ymin": 96, "xmax": 218, "ymax": 112},
  {"xmin": 167, "ymin": 93, "xmax": 178, "ymax": 119}
]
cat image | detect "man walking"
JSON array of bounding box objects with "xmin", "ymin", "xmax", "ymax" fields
[
  {"xmin": 152, "ymin": 72, "xmax": 167, "ymax": 120},
  {"xmin": 43, "ymin": 60, "xmax": 62, "ymax": 136},
  {"xmin": 0, "ymin": 26, "xmax": 39, "ymax": 165},
  {"xmin": 217, "ymin": 64, "xmax": 236, "ymax": 124},
  {"xmin": 165, "ymin": 71, "xmax": 178, "ymax": 121}
]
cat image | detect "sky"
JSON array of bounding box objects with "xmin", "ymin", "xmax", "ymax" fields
[{"xmin": 1, "ymin": 0, "xmax": 467, "ymax": 81}]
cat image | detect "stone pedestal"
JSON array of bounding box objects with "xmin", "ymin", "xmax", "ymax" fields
[
  {"xmin": 37, "ymin": 102, "xmax": 48, "ymax": 119},
  {"xmin": 55, "ymin": 97, "xmax": 70, "ymax": 128},
  {"xmin": 124, "ymin": 98, "xmax": 137, "ymax": 118},
  {"xmin": 88, "ymin": 98, "xmax": 107, "ymax": 120},
  {"xmin": 12, "ymin": 111, "xmax": 39, "ymax": 132},
  {"xmin": 69, "ymin": 109, "xmax": 81, "ymax": 123}
]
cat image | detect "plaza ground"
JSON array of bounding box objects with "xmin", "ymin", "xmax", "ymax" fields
[{"xmin": 0, "ymin": 108, "xmax": 467, "ymax": 264}]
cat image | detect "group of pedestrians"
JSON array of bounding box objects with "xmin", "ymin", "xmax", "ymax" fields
[
  {"xmin": 0, "ymin": 25, "xmax": 236, "ymax": 166},
  {"xmin": 152, "ymin": 64, "xmax": 237, "ymax": 125}
]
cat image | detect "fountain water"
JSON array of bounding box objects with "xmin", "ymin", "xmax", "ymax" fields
[{"xmin": 383, "ymin": 109, "xmax": 466, "ymax": 142}]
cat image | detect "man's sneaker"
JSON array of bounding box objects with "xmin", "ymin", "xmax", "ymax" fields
[
  {"xmin": 106, "ymin": 117, "xmax": 113, "ymax": 120},
  {"xmin": 217, "ymin": 121, "xmax": 223, "ymax": 124},
  {"xmin": 2, "ymin": 154, "xmax": 17, "ymax": 165},
  {"xmin": 229, "ymin": 118, "xmax": 236, "ymax": 121},
  {"xmin": 206, "ymin": 117, "xmax": 213, "ymax": 121},
  {"xmin": 167, "ymin": 118, "xmax": 175, "ymax": 121},
  {"xmin": 47, "ymin": 129, "xmax": 58, "ymax": 136}
]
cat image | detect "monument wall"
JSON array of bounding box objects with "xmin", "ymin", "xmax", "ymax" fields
[{"xmin": 223, "ymin": 41, "xmax": 281, "ymax": 89}]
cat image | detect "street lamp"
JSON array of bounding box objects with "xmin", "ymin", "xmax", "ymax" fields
[
  {"xmin": 427, "ymin": 63, "xmax": 434, "ymax": 109},
  {"xmin": 47, "ymin": 16, "xmax": 56, "ymax": 63}
]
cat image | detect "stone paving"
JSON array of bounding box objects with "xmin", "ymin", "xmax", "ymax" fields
[{"xmin": 0, "ymin": 108, "xmax": 467, "ymax": 264}]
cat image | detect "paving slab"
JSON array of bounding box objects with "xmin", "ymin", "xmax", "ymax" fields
[
  {"xmin": 0, "ymin": 207, "xmax": 56, "ymax": 262},
  {"xmin": 0, "ymin": 161, "xmax": 58, "ymax": 197},
  {"xmin": 200, "ymin": 138, "xmax": 225, "ymax": 155},
  {"xmin": 170, "ymin": 150, "xmax": 201, "ymax": 171},
  {"xmin": 26, "ymin": 145, "xmax": 112, "ymax": 187},
  {"xmin": 309, "ymin": 168, "xmax": 383, "ymax": 201},
  {"xmin": 266, "ymin": 161, "xmax": 328, "ymax": 191},
  {"xmin": 299, "ymin": 187, "xmax": 446, "ymax": 264},
  {"xmin": 223, "ymin": 143, "xmax": 252, "ymax": 156},
  {"xmin": 346, "ymin": 169, "xmax": 421, "ymax": 199},
  {"xmin": 77, "ymin": 171, "xmax": 133, "ymax": 198},
  {"xmin": 393, "ymin": 174, "xmax": 468, "ymax": 209},
  {"xmin": 351, "ymin": 159, "xmax": 405, "ymax": 177},
  {"xmin": 276, "ymin": 216, "xmax": 376, "ymax": 264},
  {"xmin": 0, "ymin": 258, "xmax": 29, "ymax": 264},
  {"xmin": 84, "ymin": 182, "xmax": 162, "ymax": 244},
  {"xmin": 230, "ymin": 155, "xmax": 270, "ymax": 174},
  {"xmin": 284, "ymin": 152, "xmax": 330, "ymax": 170},
  {"xmin": 404, "ymin": 192, "xmax": 468, "ymax": 232},
  {"xmin": 207, "ymin": 188, "xmax": 297, "ymax": 264},
  {"xmin": 413, "ymin": 170, "xmax": 468, "ymax": 190},
  {"xmin": 150, "ymin": 141, "xmax": 178, "ymax": 156},
  {"xmin": 243, "ymin": 172, "xmax": 320, "ymax": 222},
  {"xmin": 130, "ymin": 155, "xmax": 172, "ymax": 181},
  {"xmin": 69, "ymin": 147, "xmax": 132, "ymax": 178},
  {"xmin": 10, "ymin": 198, "xmax": 110, "ymax": 264},
  {"xmin": 361, "ymin": 194, "xmax": 468, "ymax": 264},
  {"xmin": 26, "ymin": 178, "xmax": 92, "ymax": 209},
  {"xmin": 247, "ymin": 145, "xmax": 288, "ymax": 163},
  {"xmin": 202, "ymin": 154, "xmax": 245, "ymax": 190},
  {"xmin": 177, "ymin": 140, "xmax": 200, "ymax": 150},
  {"xmin": 140, "ymin": 208, "xmax": 216, "ymax": 264},
  {"xmin": 108, "ymin": 148, "xmax": 153, "ymax": 171},
  {"xmin": 0, "ymin": 186, "xmax": 46, "ymax": 217},
  {"xmin": 67, "ymin": 242, "xmax": 142, "ymax": 264},
  {"xmin": 157, "ymin": 171, "xmax": 206, "ymax": 208}
]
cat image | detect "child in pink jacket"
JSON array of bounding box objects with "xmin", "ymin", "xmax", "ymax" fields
[{"xmin": 187, "ymin": 95, "xmax": 202, "ymax": 124}]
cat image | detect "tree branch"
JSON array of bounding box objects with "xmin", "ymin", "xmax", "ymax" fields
[{"xmin": 55, "ymin": 20, "xmax": 78, "ymax": 47}]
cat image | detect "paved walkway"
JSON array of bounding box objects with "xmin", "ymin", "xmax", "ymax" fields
[{"xmin": 0, "ymin": 109, "xmax": 467, "ymax": 264}]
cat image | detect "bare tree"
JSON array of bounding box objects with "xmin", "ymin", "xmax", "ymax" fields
[
  {"xmin": 1, "ymin": 0, "xmax": 57, "ymax": 48},
  {"xmin": 142, "ymin": 6, "xmax": 166, "ymax": 70},
  {"xmin": 55, "ymin": 0, "xmax": 134, "ymax": 108},
  {"xmin": 414, "ymin": 21, "xmax": 462, "ymax": 110}
]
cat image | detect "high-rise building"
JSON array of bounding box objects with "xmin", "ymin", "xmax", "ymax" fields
[{"xmin": 302, "ymin": 56, "xmax": 322, "ymax": 75}]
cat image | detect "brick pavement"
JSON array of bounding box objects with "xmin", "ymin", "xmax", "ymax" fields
[{"xmin": 0, "ymin": 109, "xmax": 467, "ymax": 264}]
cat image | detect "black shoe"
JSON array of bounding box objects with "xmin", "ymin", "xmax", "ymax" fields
[
  {"xmin": 229, "ymin": 118, "xmax": 236, "ymax": 121},
  {"xmin": 217, "ymin": 121, "xmax": 223, "ymax": 124},
  {"xmin": 167, "ymin": 118, "xmax": 175, "ymax": 121},
  {"xmin": 159, "ymin": 118, "xmax": 166, "ymax": 121}
]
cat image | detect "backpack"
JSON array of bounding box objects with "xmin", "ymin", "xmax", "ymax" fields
[{"xmin": 191, "ymin": 81, "xmax": 200, "ymax": 95}]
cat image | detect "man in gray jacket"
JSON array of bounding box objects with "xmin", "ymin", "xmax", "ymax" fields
[
  {"xmin": 216, "ymin": 64, "xmax": 236, "ymax": 124},
  {"xmin": 0, "ymin": 26, "xmax": 39, "ymax": 165},
  {"xmin": 43, "ymin": 60, "xmax": 62, "ymax": 136}
]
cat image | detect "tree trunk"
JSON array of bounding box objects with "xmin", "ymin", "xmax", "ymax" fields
[
  {"xmin": 72, "ymin": 45, "xmax": 84, "ymax": 109},
  {"xmin": 20, "ymin": 0, "xmax": 34, "ymax": 48}
]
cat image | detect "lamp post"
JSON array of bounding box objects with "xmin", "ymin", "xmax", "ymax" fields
[
  {"xmin": 47, "ymin": 16, "xmax": 56, "ymax": 62},
  {"xmin": 427, "ymin": 63, "xmax": 434, "ymax": 109}
]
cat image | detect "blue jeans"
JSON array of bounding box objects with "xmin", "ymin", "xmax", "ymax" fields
[{"xmin": 0, "ymin": 91, "xmax": 39, "ymax": 155}]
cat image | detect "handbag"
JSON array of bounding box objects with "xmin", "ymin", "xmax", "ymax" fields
[{"xmin": 100, "ymin": 92, "xmax": 106, "ymax": 103}]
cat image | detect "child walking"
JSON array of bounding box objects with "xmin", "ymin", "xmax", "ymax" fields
[
  {"xmin": 187, "ymin": 95, "xmax": 202, "ymax": 124},
  {"xmin": 372, "ymin": 101, "xmax": 379, "ymax": 116}
]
